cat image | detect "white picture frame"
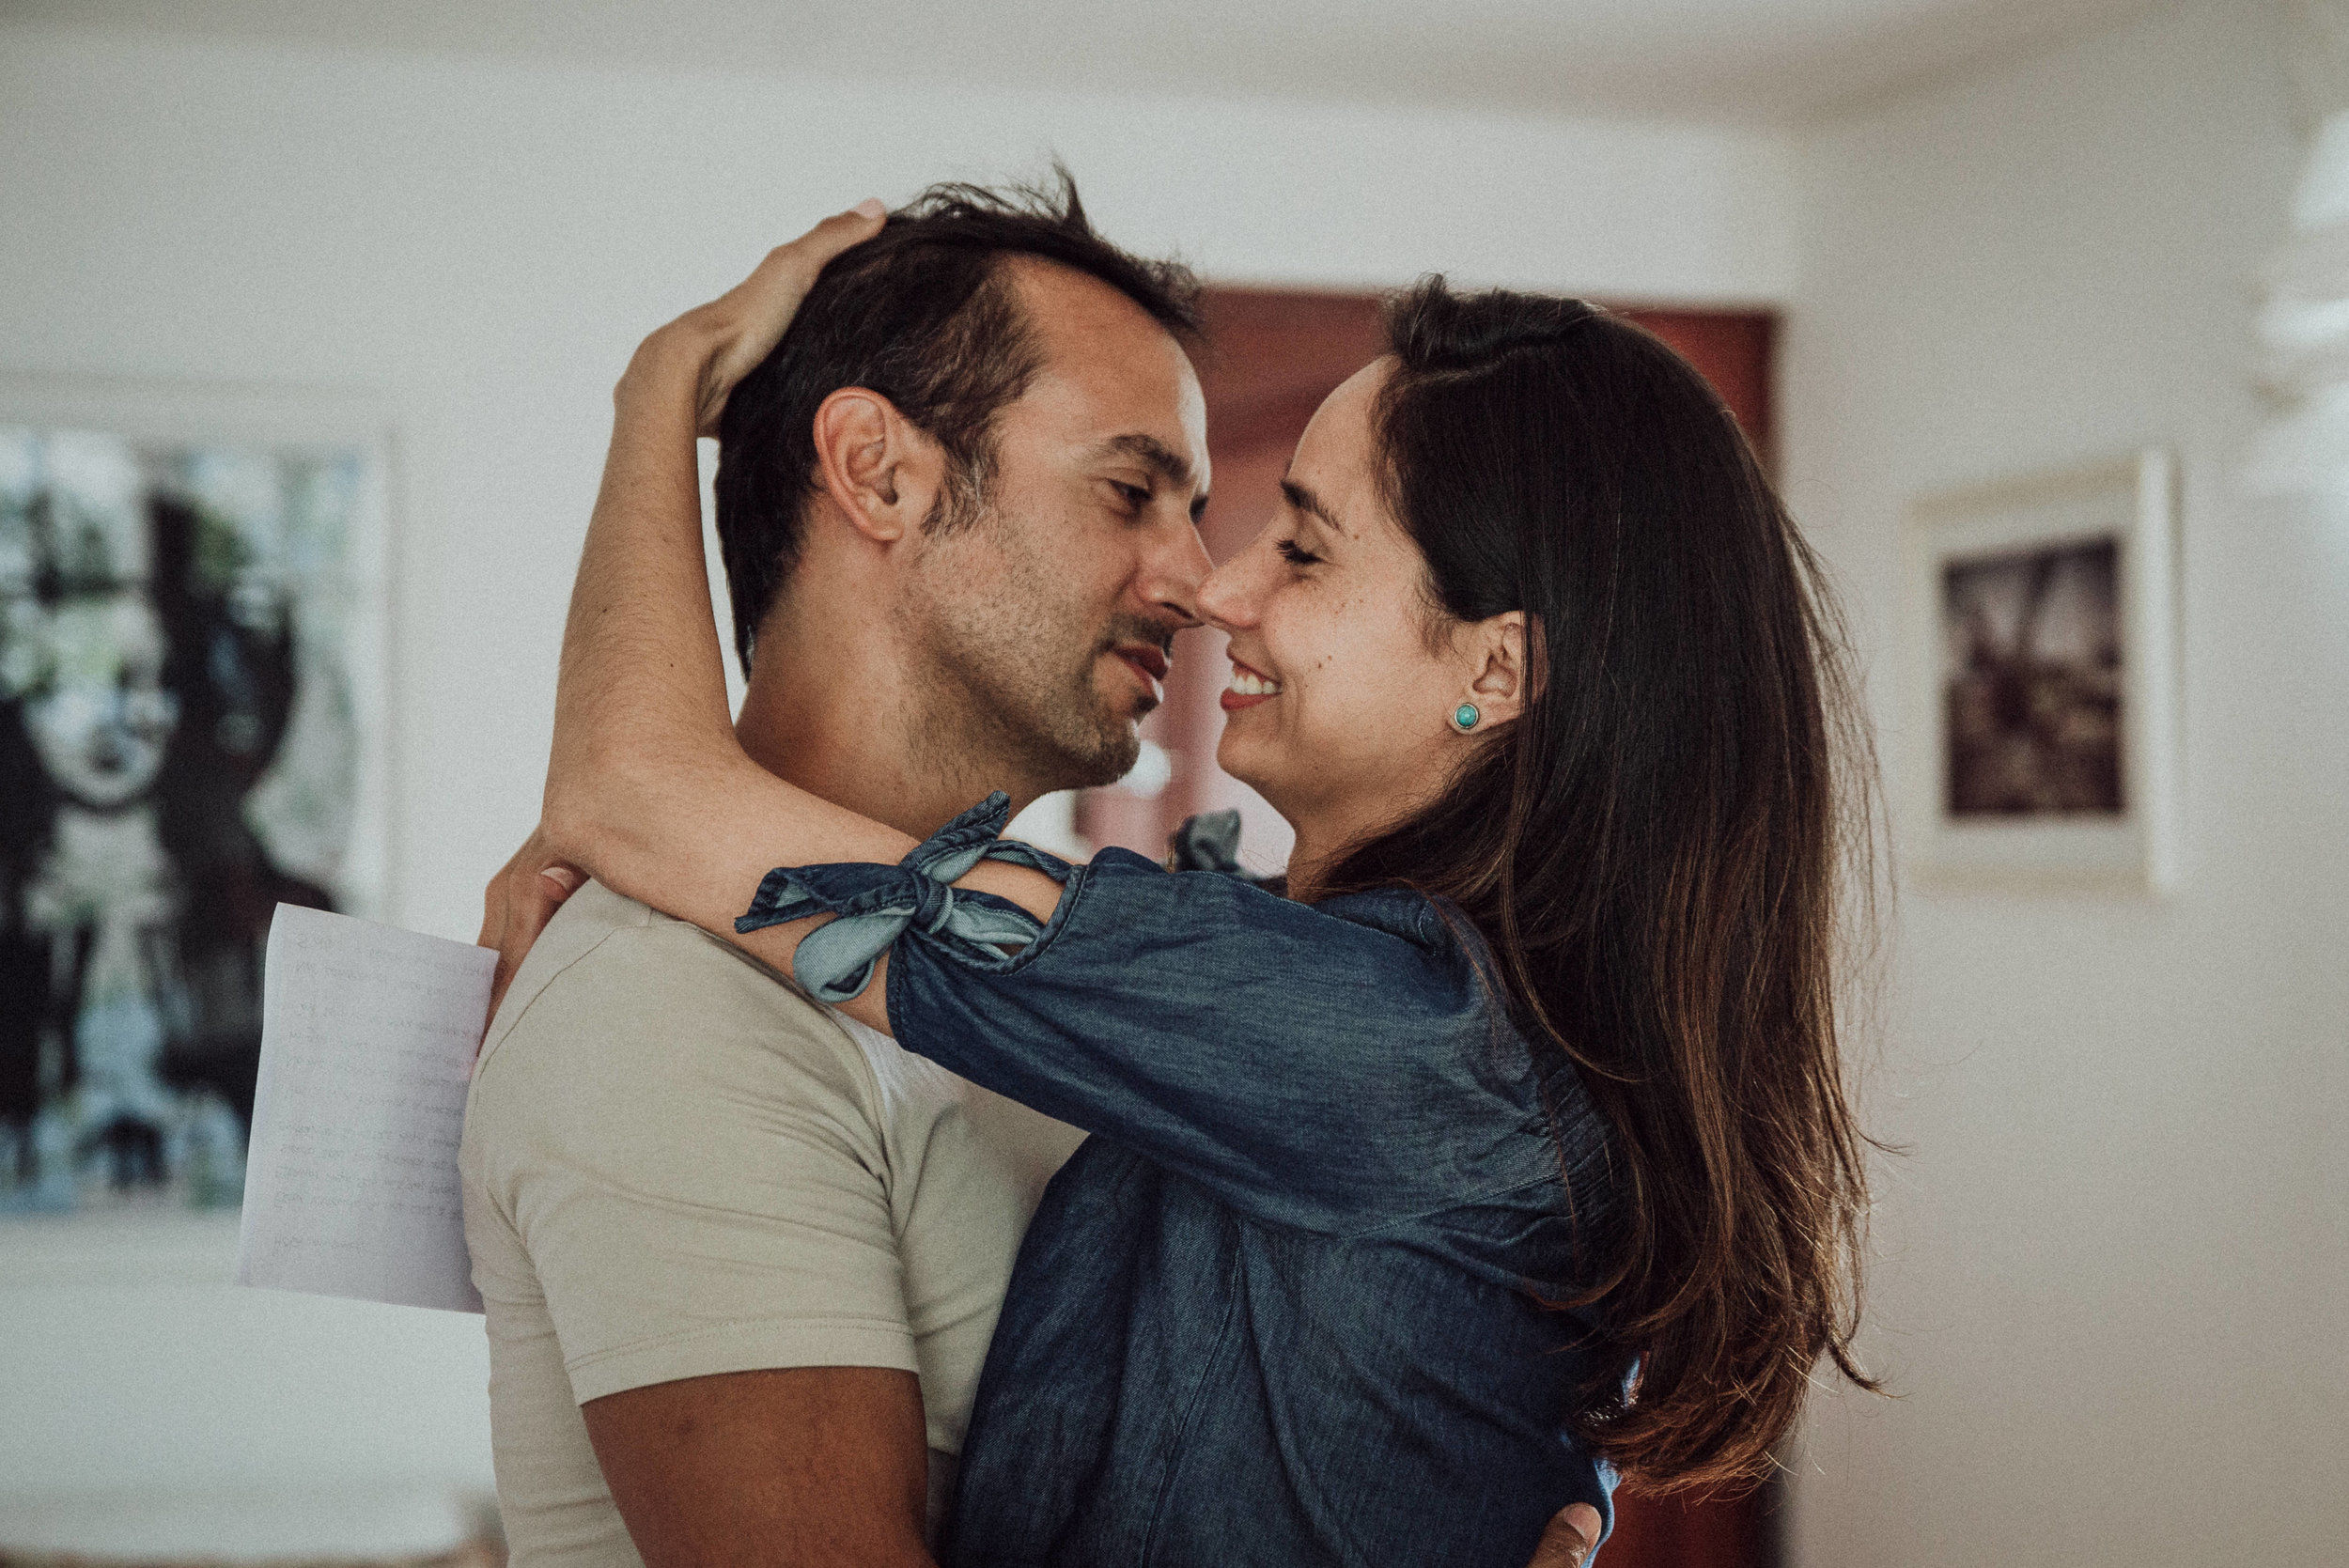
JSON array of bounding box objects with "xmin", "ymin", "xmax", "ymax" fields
[{"xmin": 1901, "ymin": 449, "xmax": 2178, "ymax": 893}]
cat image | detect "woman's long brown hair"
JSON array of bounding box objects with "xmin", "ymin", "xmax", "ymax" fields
[{"xmin": 1316, "ymin": 280, "xmax": 1883, "ymax": 1491}]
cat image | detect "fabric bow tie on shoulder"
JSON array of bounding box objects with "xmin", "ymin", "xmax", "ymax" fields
[{"xmin": 737, "ymin": 791, "xmax": 1070, "ymax": 1004}]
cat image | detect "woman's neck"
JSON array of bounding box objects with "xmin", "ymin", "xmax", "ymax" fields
[
  {"xmin": 1278, "ymin": 810, "xmax": 1377, "ymax": 905},
  {"xmin": 1278, "ymin": 766, "xmax": 1460, "ymax": 903}
]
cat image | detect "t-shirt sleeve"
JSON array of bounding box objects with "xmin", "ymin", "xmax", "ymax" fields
[
  {"xmin": 879, "ymin": 853, "xmax": 1517, "ymax": 1234},
  {"xmin": 467, "ymin": 920, "xmax": 916, "ymax": 1405}
]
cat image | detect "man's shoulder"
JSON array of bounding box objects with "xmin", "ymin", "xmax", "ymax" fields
[
  {"xmin": 487, "ymin": 880, "xmax": 818, "ymax": 1034},
  {"xmin": 473, "ymin": 879, "xmax": 867, "ymax": 1096},
  {"xmin": 462, "ymin": 880, "xmax": 907, "ymax": 1200}
]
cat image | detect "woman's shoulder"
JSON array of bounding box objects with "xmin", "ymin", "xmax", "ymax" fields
[
  {"xmin": 1079, "ymin": 848, "xmax": 1457, "ymax": 971},
  {"xmin": 1098, "ymin": 812, "xmax": 1455, "ymax": 949}
]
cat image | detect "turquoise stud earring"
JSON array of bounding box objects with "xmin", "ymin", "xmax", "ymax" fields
[{"xmin": 1449, "ymin": 702, "xmax": 1481, "ymax": 734}]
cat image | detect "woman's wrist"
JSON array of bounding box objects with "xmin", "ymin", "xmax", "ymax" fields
[{"xmin": 614, "ymin": 322, "xmax": 718, "ymax": 414}]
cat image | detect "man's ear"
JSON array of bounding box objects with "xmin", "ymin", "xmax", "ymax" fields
[
  {"xmin": 810, "ymin": 387, "xmax": 944, "ymax": 545},
  {"xmin": 1467, "ymin": 610, "xmax": 1532, "ymax": 727}
]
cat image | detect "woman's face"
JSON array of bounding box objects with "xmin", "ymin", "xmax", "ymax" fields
[
  {"xmin": 19, "ymin": 592, "xmax": 179, "ymax": 808},
  {"xmin": 1198, "ymin": 358, "xmax": 1511, "ymax": 853}
]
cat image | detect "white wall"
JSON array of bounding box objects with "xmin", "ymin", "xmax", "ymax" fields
[
  {"xmin": 0, "ymin": 21, "xmax": 1797, "ymax": 1544},
  {"xmin": 1781, "ymin": 3, "xmax": 2348, "ymax": 1562}
]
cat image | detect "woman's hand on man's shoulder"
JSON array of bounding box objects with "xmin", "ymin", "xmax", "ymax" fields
[{"xmin": 1527, "ymin": 1503, "xmax": 1603, "ymax": 1568}]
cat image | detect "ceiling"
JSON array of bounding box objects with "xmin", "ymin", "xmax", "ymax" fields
[{"xmin": 0, "ymin": 0, "xmax": 2164, "ymax": 123}]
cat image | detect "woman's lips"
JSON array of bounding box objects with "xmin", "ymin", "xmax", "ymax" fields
[{"xmin": 1221, "ymin": 659, "xmax": 1281, "ymax": 712}]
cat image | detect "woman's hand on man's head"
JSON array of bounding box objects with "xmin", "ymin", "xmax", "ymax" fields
[{"xmin": 619, "ymin": 200, "xmax": 888, "ymax": 437}]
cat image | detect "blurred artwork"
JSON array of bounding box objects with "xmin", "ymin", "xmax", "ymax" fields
[
  {"xmin": 1940, "ymin": 538, "xmax": 2123, "ymax": 816},
  {"xmin": 0, "ymin": 424, "xmax": 376, "ymax": 1213}
]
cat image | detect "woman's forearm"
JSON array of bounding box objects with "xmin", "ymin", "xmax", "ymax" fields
[
  {"xmin": 530, "ymin": 228, "xmax": 1063, "ymax": 1023},
  {"xmin": 538, "ymin": 334, "xmax": 910, "ymax": 914},
  {"xmin": 542, "ymin": 334, "xmax": 742, "ymax": 876}
]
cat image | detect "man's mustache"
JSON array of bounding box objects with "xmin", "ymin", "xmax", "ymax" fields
[{"xmin": 1098, "ymin": 617, "xmax": 1183, "ymax": 663}]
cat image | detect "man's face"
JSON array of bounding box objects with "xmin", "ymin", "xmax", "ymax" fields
[{"xmin": 899, "ymin": 260, "xmax": 1211, "ymax": 792}]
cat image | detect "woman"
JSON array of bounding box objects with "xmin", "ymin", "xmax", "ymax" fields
[{"xmin": 487, "ymin": 209, "xmax": 1877, "ymax": 1565}]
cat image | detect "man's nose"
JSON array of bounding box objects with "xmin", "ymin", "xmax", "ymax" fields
[{"xmin": 1139, "ymin": 518, "xmax": 1215, "ymax": 629}]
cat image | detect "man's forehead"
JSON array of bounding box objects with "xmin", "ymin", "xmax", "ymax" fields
[
  {"xmin": 1015, "ymin": 265, "xmax": 1190, "ymax": 365},
  {"xmin": 1002, "ymin": 252, "xmax": 1167, "ymax": 333},
  {"xmin": 1004, "ymin": 261, "xmax": 1207, "ymax": 469}
]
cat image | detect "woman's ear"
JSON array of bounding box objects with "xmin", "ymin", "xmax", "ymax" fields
[
  {"xmin": 1467, "ymin": 611, "xmax": 1530, "ymax": 726},
  {"xmin": 810, "ymin": 387, "xmax": 945, "ymax": 545}
]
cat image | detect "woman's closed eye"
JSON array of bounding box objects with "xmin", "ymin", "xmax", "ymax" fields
[{"xmin": 1276, "ymin": 538, "xmax": 1323, "ymax": 567}]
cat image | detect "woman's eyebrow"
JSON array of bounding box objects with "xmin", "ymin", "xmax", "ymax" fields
[{"xmin": 1279, "ymin": 476, "xmax": 1345, "ymax": 536}]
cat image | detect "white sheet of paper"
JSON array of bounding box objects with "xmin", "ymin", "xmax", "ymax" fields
[{"xmin": 236, "ymin": 903, "xmax": 493, "ymax": 1313}]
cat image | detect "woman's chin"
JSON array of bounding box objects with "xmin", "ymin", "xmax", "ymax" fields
[{"xmin": 1215, "ymin": 736, "xmax": 1288, "ymax": 814}]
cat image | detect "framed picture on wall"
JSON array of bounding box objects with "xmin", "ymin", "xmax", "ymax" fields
[
  {"xmin": 1902, "ymin": 449, "xmax": 2178, "ymax": 892},
  {"xmin": 0, "ymin": 375, "xmax": 392, "ymax": 1218}
]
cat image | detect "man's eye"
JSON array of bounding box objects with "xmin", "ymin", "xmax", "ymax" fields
[
  {"xmin": 1276, "ymin": 539, "xmax": 1322, "ymax": 566},
  {"xmin": 1109, "ymin": 481, "xmax": 1151, "ymax": 509}
]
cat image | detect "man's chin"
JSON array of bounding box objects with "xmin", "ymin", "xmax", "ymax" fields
[
  {"xmin": 1061, "ymin": 706, "xmax": 1143, "ymax": 790},
  {"xmin": 1068, "ymin": 730, "xmax": 1142, "ymax": 791},
  {"xmin": 998, "ymin": 673, "xmax": 1149, "ymax": 791},
  {"xmin": 1071, "ymin": 680, "xmax": 1151, "ymax": 781}
]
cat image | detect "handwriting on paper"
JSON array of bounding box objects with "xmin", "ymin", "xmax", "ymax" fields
[{"xmin": 236, "ymin": 904, "xmax": 493, "ymax": 1313}]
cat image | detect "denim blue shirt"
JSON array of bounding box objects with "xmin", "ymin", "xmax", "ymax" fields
[{"xmin": 741, "ymin": 799, "xmax": 1623, "ymax": 1567}]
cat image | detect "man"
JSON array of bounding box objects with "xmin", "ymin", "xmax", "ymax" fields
[{"xmin": 462, "ymin": 180, "xmax": 1603, "ymax": 1568}]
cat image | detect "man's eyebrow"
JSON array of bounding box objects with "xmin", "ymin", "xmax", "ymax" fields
[
  {"xmin": 1280, "ymin": 476, "xmax": 1345, "ymax": 536},
  {"xmin": 1097, "ymin": 433, "xmax": 1209, "ymax": 520},
  {"xmin": 1097, "ymin": 433, "xmax": 1196, "ymax": 490}
]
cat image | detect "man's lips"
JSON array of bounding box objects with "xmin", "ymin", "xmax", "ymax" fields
[
  {"xmin": 1118, "ymin": 645, "xmax": 1169, "ymax": 682},
  {"xmin": 1113, "ymin": 644, "xmax": 1169, "ymax": 698}
]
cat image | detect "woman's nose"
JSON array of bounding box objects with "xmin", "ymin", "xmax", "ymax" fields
[{"xmin": 1196, "ymin": 550, "xmax": 1262, "ymax": 632}]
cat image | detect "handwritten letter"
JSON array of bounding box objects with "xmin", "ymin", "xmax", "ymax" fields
[{"xmin": 237, "ymin": 904, "xmax": 493, "ymax": 1313}]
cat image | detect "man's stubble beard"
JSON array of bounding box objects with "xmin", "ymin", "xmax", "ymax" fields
[{"xmin": 898, "ymin": 489, "xmax": 1159, "ymax": 800}]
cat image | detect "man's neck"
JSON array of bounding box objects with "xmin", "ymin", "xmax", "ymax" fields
[{"xmin": 732, "ymin": 623, "xmax": 1035, "ymax": 844}]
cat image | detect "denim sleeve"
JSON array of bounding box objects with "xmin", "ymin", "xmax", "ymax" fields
[{"xmin": 739, "ymin": 797, "xmax": 1529, "ymax": 1233}]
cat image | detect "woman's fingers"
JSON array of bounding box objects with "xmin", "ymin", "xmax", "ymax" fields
[
  {"xmin": 477, "ymin": 837, "xmax": 529, "ymax": 953},
  {"xmin": 1524, "ymin": 1504, "xmax": 1602, "ymax": 1568},
  {"xmin": 690, "ymin": 201, "xmax": 888, "ymax": 435},
  {"xmin": 479, "ymin": 832, "xmax": 585, "ymax": 1038}
]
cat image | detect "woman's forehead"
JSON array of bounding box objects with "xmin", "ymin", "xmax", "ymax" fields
[{"xmin": 1289, "ymin": 358, "xmax": 1398, "ymax": 534}]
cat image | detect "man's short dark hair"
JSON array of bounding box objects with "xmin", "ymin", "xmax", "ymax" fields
[{"xmin": 713, "ymin": 171, "xmax": 1202, "ymax": 670}]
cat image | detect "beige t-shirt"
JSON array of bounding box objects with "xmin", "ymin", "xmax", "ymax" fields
[{"xmin": 459, "ymin": 881, "xmax": 1085, "ymax": 1565}]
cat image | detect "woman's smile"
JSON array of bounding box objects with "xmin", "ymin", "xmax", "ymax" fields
[{"xmin": 1220, "ymin": 659, "xmax": 1282, "ymax": 712}]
